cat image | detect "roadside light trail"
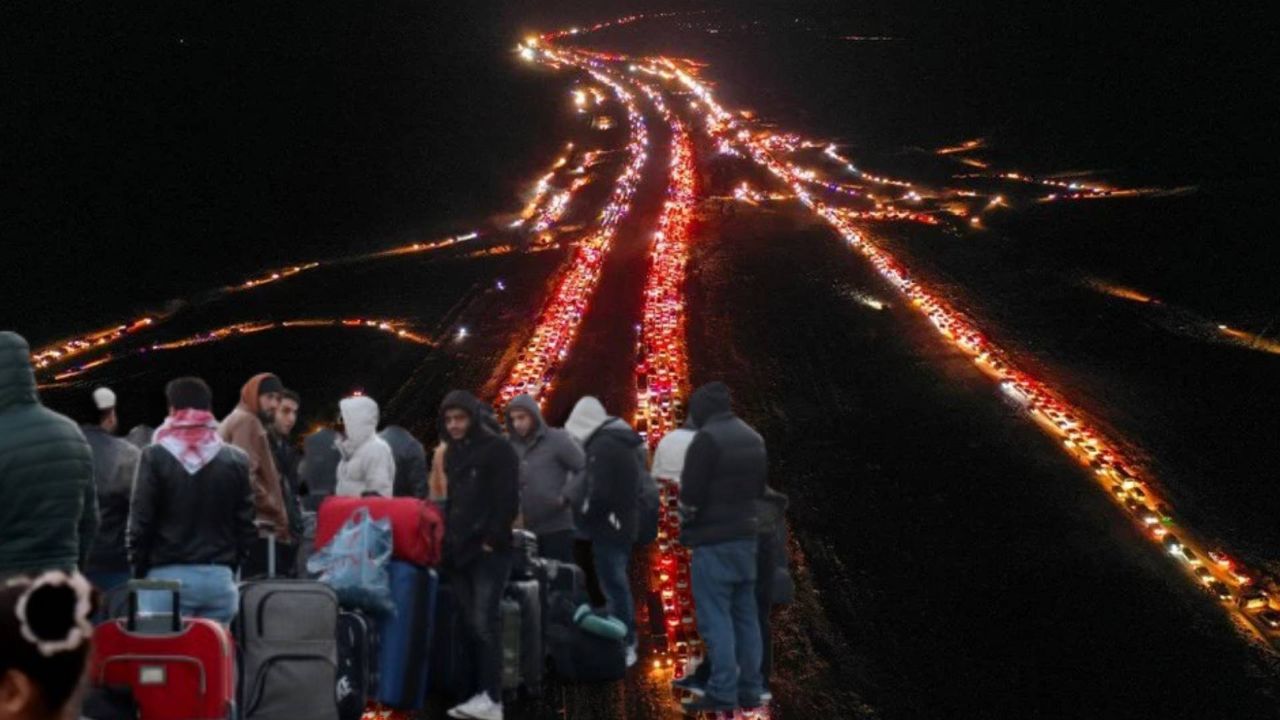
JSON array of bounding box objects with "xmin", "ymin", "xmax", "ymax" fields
[
  {"xmin": 30, "ymin": 230, "xmax": 477, "ymax": 375},
  {"xmin": 43, "ymin": 318, "xmax": 433, "ymax": 385},
  {"xmin": 494, "ymin": 60, "xmax": 651, "ymax": 407},
  {"xmin": 31, "ymin": 143, "xmax": 600, "ymax": 377}
]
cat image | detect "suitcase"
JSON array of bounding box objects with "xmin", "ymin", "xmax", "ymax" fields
[
  {"xmin": 236, "ymin": 578, "xmax": 340, "ymax": 720},
  {"xmin": 336, "ymin": 610, "xmax": 378, "ymax": 720},
  {"xmin": 375, "ymin": 560, "xmax": 438, "ymax": 709},
  {"xmin": 499, "ymin": 596, "xmax": 523, "ymax": 694},
  {"xmin": 506, "ymin": 579, "xmax": 544, "ymax": 696},
  {"xmin": 430, "ymin": 580, "xmax": 475, "ymax": 703},
  {"xmin": 90, "ymin": 580, "xmax": 236, "ymax": 720},
  {"xmin": 510, "ymin": 529, "xmax": 540, "ymax": 580},
  {"xmin": 545, "ymin": 616, "xmax": 627, "ymax": 683},
  {"xmin": 316, "ymin": 496, "xmax": 444, "ymax": 567},
  {"xmin": 540, "ymin": 559, "xmax": 588, "ymax": 627}
]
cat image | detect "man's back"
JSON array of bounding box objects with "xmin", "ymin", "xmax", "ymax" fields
[
  {"xmin": 0, "ymin": 331, "xmax": 95, "ymax": 576},
  {"xmin": 680, "ymin": 382, "xmax": 767, "ymax": 547},
  {"xmin": 128, "ymin": 444, "xmax": 256, "ymax": 572}
]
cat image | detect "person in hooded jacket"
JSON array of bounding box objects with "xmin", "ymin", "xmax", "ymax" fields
[
  {"xmin": 678, "ymin": 381, "xmax": 768, "ymax": 713},
  {"xmin": 130, "ymin": 377, "xmax": 257, "ymax": 624},
  {"xmin": 379, "ymin": 425, "xmax": 429, "ymax": 498},
  {"xmin": 438, "ymin": 390, "xmax": 519, "ymax": 720},
  {"xmin": 505, "ymin": 394, "xmax": 585, "ymax": 563},
  {"xmin": 218, "ymin": 373, "xmax": 292, "ymax": 579},
  {"xmin": 78, "ymin": 386, "xmax": 142, "ymax": 593},
  {"xmin": 564, "ymin": 395, "xmax": 644, "ymax": 667},
  {"xmin": 0, "ymin": 332, "xmax": 96, "ymax": 581},
  {"xmin": 334, "ymin": 394, "xmax": 395, "ymax": 498}
]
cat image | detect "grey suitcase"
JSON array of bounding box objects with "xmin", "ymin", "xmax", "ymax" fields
[{"xmin": 237, "ymin": 529, "xmax": 340, "ymax": 720}]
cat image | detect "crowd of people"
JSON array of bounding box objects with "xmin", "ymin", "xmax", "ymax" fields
[{"xmin": 0, "ymin": 329, "xmax": 788, "ymax": 719}]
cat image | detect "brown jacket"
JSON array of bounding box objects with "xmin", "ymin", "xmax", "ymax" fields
[{"xmin": 218, "ymin": 373, "xmax": 291, "ymax": 542}]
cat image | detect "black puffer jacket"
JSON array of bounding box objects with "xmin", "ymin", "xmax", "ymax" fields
[
  {"xmin": 439, "ymin": 390, "xmax": 519, "ymax": 569},
  {"xmin": 679, "ymin": 382, "xmax": 766, "ymax": 547},
  {"xmin": 0, "ymin": 332, "xmax": 97, "ymax": 577},
  {"xmin": 127, "ymin": 444, "xmax": 258, "ymax": 574}
]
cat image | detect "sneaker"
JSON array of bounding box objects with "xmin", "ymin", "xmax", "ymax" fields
[
  {"xmin": 625, "ymin": 642, "xmax": 639, "ymax": 668},
  {"xmin": 681, "ymin": 696, "xmax": 736, "ymax": 714},
  {"xmin": 672, "ymin": 675, "xmax": 707, "ymax": 697},
  {"xmin": 447, "ymin": 692, "xmax": 499, "ymax": 720},
  {"xmin": 761, "ymin": 690, "xmax": 773, "ymax": 703}
]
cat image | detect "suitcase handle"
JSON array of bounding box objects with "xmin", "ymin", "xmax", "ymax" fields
[
  {"xmin": 126, "ymin": 579, "xmax": 181, "ymax": 633},
  {"xmin": 255, "ymin": 520, "xmax": 278, "ymax": 578}
]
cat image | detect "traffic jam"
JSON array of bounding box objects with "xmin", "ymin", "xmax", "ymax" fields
[{"xmin": 540, "ymin": 18, "xmax": 1280, "ymax": 648}]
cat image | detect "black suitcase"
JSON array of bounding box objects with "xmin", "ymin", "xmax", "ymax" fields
[
  {"xmin": 507, "ymin": 579, "xmax": 544, "ymax": 696},
  {"xmin": 429, "ymin": 581, "xmax": 475, "ymax": 703},
  {"xmin": 511, "ymin": 529, "xmax": 540, "ymax": 580},
  {"xmin": 499, "ymin": 596, "xmax": 523, "ymax": 695},
  {"xmin": 336, "ymin": 610, "xmax": 378, "ymax": 720}
]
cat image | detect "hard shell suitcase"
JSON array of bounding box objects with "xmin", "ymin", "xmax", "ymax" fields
[
  {"xmin": 499, "ymin": 596, "xmax": 523, "ymax": 694},
  {"xmin": 429, "ymin": 580, "xmax": 475, "ymax": 703},
  {"xmin": 236, "ymin": 579, "xmax": 340, "ymax": 720},
  {"xmin": 336, "ymin": 610, "xmax": 378, "ymax": 720},
  {"xmin": 375, "ymin": 560, "xmax": 438, "ymax": 709},
  {"xmin": 90, "ymin": 580, "xmax": 237, "ymax": 720},
  {"xmin": 506, "ymin": 579, "xmax": 544, "ymax": 695}
]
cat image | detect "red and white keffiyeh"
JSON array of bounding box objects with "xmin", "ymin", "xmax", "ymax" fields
[{"xmin": 153, "ymin": 408, "xmax": 224, "ymax": 474}]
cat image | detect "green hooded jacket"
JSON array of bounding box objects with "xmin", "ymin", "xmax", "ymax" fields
[{"xmin": 0, "ymin": 331, "xmax": 97, "ymax": 577}]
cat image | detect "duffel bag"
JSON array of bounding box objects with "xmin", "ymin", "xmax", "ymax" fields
[{"xmin": 317, "ymin": 496, "xmax": 444, "ymax": 567}]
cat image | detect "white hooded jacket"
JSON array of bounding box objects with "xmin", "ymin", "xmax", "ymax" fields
[
  {"xmin": 652, "ymin": 427, "xmax": 695, "ymax": 485},
  {"xmin": 335, "ymin": 395, "xmax": 395, "ymax": 498}
]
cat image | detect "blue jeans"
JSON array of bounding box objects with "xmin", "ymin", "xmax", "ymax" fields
[
  {"xmin": 592, "ymin": 540, "xmax": 636, "ymax": 645},
  {"xmin": 692, "ymin": 539, "xmax": 764, "ymax": 704},
  {"xmin": 139, "ymin": 565, "xmax": 238, "ymax": 625}
]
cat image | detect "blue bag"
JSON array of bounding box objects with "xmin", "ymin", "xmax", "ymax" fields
[{"xmin": 307, "ymin": 507, "xmax": 395, "ymax": 615}]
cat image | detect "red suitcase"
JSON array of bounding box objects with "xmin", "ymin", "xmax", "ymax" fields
[
  {"xmin": 316, "ymin": 496, "xmax": 444, "ymax": 567},
  {"xmin": 90, "ymin": 580, "xmax": 236, "ymax": 720}
]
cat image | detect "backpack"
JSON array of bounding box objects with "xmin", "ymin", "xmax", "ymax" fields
[{"xmin": 634, "ymin": 445, "xmax": 659, "ymax": 545}]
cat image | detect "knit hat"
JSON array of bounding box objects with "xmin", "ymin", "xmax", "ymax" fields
[
  {"xmin": 91, "ymin": 387, "xmax": 116, "ymax": 411},
  {"xmin": 257, "ymin": 374, "xmax": 284, "ymax": 396},
  {"xmin": 565, "ymin": 396, "xmax": 609, "ymax": 444}
]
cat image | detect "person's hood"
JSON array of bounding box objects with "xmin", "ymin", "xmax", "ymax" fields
[
  {"xmin": 564, "ymin": 396, "xmax": 609, "ymax": 444},
  {"xmin": 438, "ymin": 389, "xmax": 489, "ymax": 444},
  {"xmin": 0, "ymin": 331, "xmax": 38, "ymax": 411},
  {"xmin": 238, "ymin": 372, "xmax": 279, "ymax": 414},
  {"xmin": 689, "ymin": 381, "xmax": 733, "ymax": 428},
  {"xmin": 504, "ymin": 394, "xmax": 546, "ymax": 443},
  {"xmin": 337, "ymin": 395, "xmax": 380, "ymax": 454},
  {"xmin": 379, "ymin": 425, "xmax": 424, "ymax": 458}
]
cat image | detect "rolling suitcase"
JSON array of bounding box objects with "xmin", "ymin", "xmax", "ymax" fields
[
  {"xmin": 510, "ymin": 529, "xmax": 540, "ymax": 580},
  {"xmin": 90, "ymin": 580, "xmax": 236, "ymax": 720},
  {"xmin": 430, "ymin": 580, "xmax": 475, "ymax": 703},
  {"xmin": 506, "ymin": 579, "xmax": 544, "ymax": 696},
  {"xmin": 336, "ymin": 610, "xmax": 378, "ymax": 720},
  {"xmin": 499, "ymin": 596, "xmax": 523, "ymax": 695},
  {"xmin": 237, "ymin": 531, "xmax": 341, "ymax": 720},
  {"xmin": 375, "ymin": 560, "xmax": 438, "ymax": 710}
]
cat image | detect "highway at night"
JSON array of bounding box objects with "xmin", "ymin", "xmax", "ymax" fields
[{"xmin": 16, "ymin": 6, "xmax": 1280, "ymax": 719}]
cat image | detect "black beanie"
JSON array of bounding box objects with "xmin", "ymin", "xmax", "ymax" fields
[
  {"xmin": 165, "ymin": 377, "xmax": 213, "ymax": 411},
  {"xmin": 257, "ymin": 374, "xmax": 284, "ymax": 396}
]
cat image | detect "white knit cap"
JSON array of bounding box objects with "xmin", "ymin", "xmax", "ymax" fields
[{"xmin": 92, "ymin": 387, "xmax": 117, "ymax": 411}]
